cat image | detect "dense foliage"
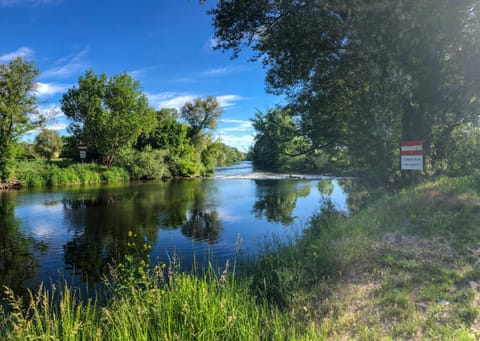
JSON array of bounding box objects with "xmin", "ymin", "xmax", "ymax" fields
[
  {"xmin": 61, "ymin": 71, "xmax": 157, "ymax": 166},
  {"xmin": 210, "ymin": 0, "xmax": 480, "ymax": 184},
  {"xmin": 0, "ymin": 58, "xmax": 42, "ymax": 181},
  {"xmin": 0, "ymin": 61, "xmax": 245, "ymax": 185},
  {"xmin": 2, "ymin": 177, "xmax": 480, "ymax": 339}
]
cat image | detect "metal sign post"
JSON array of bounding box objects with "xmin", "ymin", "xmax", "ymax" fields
[
  {"xmin": 401, "ymin": 140, "xmax": 423, "ymax": 185},
  {"xmin": 78, "ymin": 143, "xmax": 87, "ymax": 162}
]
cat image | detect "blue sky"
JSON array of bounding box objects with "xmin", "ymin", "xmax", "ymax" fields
[{"xmin": 0, "ymin": 0, "xmax": 282, "ymax": 151}]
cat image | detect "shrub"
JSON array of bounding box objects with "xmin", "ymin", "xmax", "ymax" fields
[
  {"xmin": 11, "ymin": 161, "xmax": 129, "ymax": 187},
  {"xmin": 117, "ymin": 147, "xmax": 169, "ymax": 180}
]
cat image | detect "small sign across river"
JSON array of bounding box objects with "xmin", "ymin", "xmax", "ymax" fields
[
  {"xmin": 78, "ymin": 143, "xmax": 87, "ymax": 159},
  {"xmin": 401, "ymin": 140, "xmax": 423, "ymax": 170}
]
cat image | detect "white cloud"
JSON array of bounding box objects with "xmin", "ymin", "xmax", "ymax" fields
[
  {"xmin": 128, "ymin": 66, "xmax": 157, "ymax": 79},
  {"xmin": 40, "ymin": 48, "xmax": 89, "ymax": 79},
  {"xmin": 199, "ymin": 65, "xmax": 248, "ymax": 77},
  {"xmin": 128, "ymin": 69, "xmax": 146, "ymax": 79},
  {"xmin": 219, "ymin": 119, "xmax": 252, "ymax": 132},
  {"xmin": 216, "ymin": 134, "xmax": 253, "ymax": 151},
  {"xmin": 146, "ymin": 92, "xmax": 195, "ymax": 110},
  {"xmin": 217, "ymin": 119, "xmax": 255, "ymax": 150},
  {"xmin": 44, "ymin": 122, "xmax": 68, "ymax": 131},
  {"xmin": 147, "ymin": 92, "xmax": 244, "ymax": 111},
  {"xmin": 217, "ymin": 95, "xmax": 244, "ymax": 108},
  {"xmin": 200, "ymin": 67, "xmax": 230, "ymax": 77},
  {"xmin": 221, "ymin": 119, "xmax": 251, "ymax": 124},
  {"xmin": 158, "ymin": 95, "xmax": 197, "ymax": 110},
  {"xmin": 0, "ymin": 47, "xmax": 33, "ymax": 63},
  {"xmin": 146, "ymin": 92, "xmax": 177, "ymax": 103},
  {"xmin": 204, "ymin": 37, "xmax": 220, "ymax": 52},
  {"xmin": 34, "ymin": 82, "xmax": 71, "ymax": 97},
  {"xmin": 37, "ymin": 105, "xmax": 68, "ymax": 131}
]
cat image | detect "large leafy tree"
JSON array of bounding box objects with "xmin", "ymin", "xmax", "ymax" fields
[
  {"xmin": 180, "ymin": 96, "xmax": 224, "ymax": 175},
  {"xmin": 251, "ymin": 107, "xmax": 299, "ymax": 170},
  {"xmin": 0, "ymin": 58, "xmax": 41, "ymax": 181},
  {"xmin": 61, "ymin": 70, "xmax": 156, "ymax": 166},
  {"xmin": 210, "ymin": 0, "xmax": 480, "ymax": 183},
  {"xmin": 181, "ymin": 96, "xmax": 222, "ymax": 142}
]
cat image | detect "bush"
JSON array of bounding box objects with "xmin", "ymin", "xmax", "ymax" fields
[
  {"xmin": 12, "ymin": 161, "xmax": 49, "ymax": 187},
  {"xmin": 102, "ymin": 166, "xmax": 130, "ymax": 183},
  {"xmin": 11, "ymin": 161, "xmax": 129, "ymax": 187},
  {"xmin": 117, "ymin": 147, "xmax": 170, "ymax": 180}
]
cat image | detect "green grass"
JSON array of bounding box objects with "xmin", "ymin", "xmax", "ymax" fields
[
  {"xmin": 2, "ymin": 175, "xmax": 480, "ymax": 339},
  {"xmin": 11, "ymin": 161, "xmax": 129, "ymax": 188},
  {"xmin": 244, "ymin": 176, "xmax": 480, "ymax": 339},
  {"xmin": 0, "ymin": 235, "xmax": 316, "ymax": 340}
]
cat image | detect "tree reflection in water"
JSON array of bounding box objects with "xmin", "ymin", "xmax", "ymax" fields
[
  {"xmin": 62, "ymin": 186, "xmax": 166, "ymax": 283},
  {"xmin": 252, "ymin": 180, "xmax": 312, "ymax": 225},
  {"xmin": 182, "ymin": 209, "xmax": 222, "ymax": 242},
  {"xmin": 318, "ymin": 179, "xmax": 334, "ymax": 196},
  {"xmin": 0, "ymin": 192, "xmax": 45, "ymax": 294},
  {"xmin": 61, "ymin": 180, "xmax": 223, "ymax": 282},
  {"xmin": 181, "ymin": 180, "xmax": 223, "ymax": 242}
]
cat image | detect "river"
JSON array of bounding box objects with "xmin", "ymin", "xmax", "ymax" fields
[{"xmin": 0, "ymin": 161, "xmax": 348, "ymax": 293}]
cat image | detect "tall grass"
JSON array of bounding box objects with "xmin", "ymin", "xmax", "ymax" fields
[
  {"xmin": 0, "ymin": 235, "xmax": 315, "ymax": 340},
  {"xmin": 4, "ymin": 176, "xmax": 479, "ymax": 339},
  {"xmin": 245, "ymin": 176, "xmax": 480, "ymax": 339},
  {"xmin": 11, "ymin": 161, "xmax": 129, "ymax": 188}
]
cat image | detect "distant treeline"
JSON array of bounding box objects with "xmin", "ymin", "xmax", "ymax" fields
[{"xmin": 0, "ymin": 60, "xmax": 244, "ymax": 185}]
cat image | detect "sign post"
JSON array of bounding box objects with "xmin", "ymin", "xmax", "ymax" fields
[
  {"xmin": 401, "ymin": 140, "xmax": 423, "ymax": 184},
  {"xmin": 78, "ymin": 143, "xmax": 87, "ymax": 162}
]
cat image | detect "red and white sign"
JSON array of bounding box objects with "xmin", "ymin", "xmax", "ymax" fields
[
  {"xmin": 78, "ymin": 143, "xmax": 87, "ymax": 159},
  {"xmin": 401, "ymin": 140, "xmax": 423, "ymax": 170}
]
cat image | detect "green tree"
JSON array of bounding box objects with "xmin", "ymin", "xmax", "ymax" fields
[
  {"xmin": 180, "ymin": 96, "xmax": 224, "ymax": 175},
  {"xmin": 137, "ymin": 109, "xmax": 190, "ymax": 151},
  {"xmin": 134, "ymin": 108, "xmax": 202, "ymax": 177},
  {"xmin": 0, "ymin": 192, "xmax": 42, "ymax": 290},
  {"xmin": 251, "ymin": 107, "xmax": 307, "ymax": 170},
  {"xmin": 442, "ymin": 124, "xmax": 480, "ymax": 176},
  {"xmin": 210, "ymin": 0, "xmax": 480, "ymax": 183},
  {"xmin": 215, "ymin": 142, "xmax": 245, "ymax": 166},
  {"xmin": 181, "ymin": 96, "xmax": 222, "ymax": 141},
  {"xmin": 34, "ymin": 129, "xmax": 63, "ymax": 160},
  {"xmin": 0, "ymin": 58, "xmax": 41, "ymax": 180},
  {"xmin": 61, "ymin": 70, "xmax": 156, "ymax": 166}
]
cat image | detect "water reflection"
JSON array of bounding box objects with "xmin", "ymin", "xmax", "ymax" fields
[
  {"xmin": 60, "ymin": 180, "xmax": 225, "ymax": 280},
  {"xmin": 182, "ymin": 209, "xmax": 223, "ymax": 242},
  {"xmin": 1, "ymin": 173, "xmax": 349, "ymax": 293},
  {"xmin": 318, "ymin": 179, "xmax": 335, "ymax": 196},
  {"xmin": 61, "ymin": 186, "xmax": 167, "ymax": 282},
  {"xmin": 252, "ymin": 180, "xmax": 312, "ymax": 225},
  {"xmin": 0, "ymin": 192, "xmax": 45, "ymax": 293}
]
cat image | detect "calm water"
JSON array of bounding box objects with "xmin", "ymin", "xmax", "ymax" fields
[{"xmin": 0, "ymin": 161, "xmax": 348, "ymax": 293}]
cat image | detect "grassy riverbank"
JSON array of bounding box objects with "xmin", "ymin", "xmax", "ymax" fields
[
  {"xmin": 1, "ymin": 176, "xmax": 480, "ymax": 339},
  {"xmin": 10, "ymin": 160, "xmax": 130, "ymax": 187},
  {"xmin": 253, "ymin": 175, "xmax": 480, "ymax": 339}
]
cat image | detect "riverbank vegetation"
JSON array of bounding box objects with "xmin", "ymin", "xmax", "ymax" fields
[
  {"xmin": 1, "ymin": 176, "xmax": 479, "ymax": 339},
  {"xmin": 210, "ymin": 1, "xmax": 480, "ymax": 185},
  {"xmin": 0, "ymin": 60, "xmax": 244, "ymax": 188}
]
